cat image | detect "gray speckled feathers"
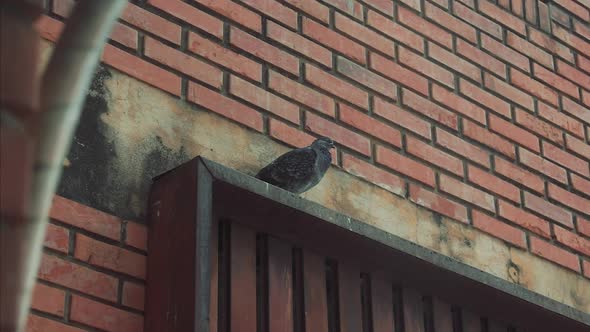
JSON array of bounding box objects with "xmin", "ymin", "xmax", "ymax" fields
[{"xmin": 256, "ymin": 137, "xmax": 335, "ymax": 194}]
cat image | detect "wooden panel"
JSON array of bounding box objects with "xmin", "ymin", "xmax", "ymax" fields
[
  {"xmin": 268, "ymin": 237, "xmax": 293, "ymax": 332},
  {"xmin": 403, "ymin": 288, "xmax": 425, "ymax": 332},
  {"xmin": 371, "ymin": 273, "xmax": 395, "ymax": 332},
  {"xmin": 303, "ymin": 250, "xmax": 329, "ymax": 332},
  {"xmin": 230, "ymin": 223, "xmax": 257, "ymax": 332},
  {"xmin": 489, "ymin": 319, "xmax": 509, "ymax": 332},
  {"xmin": 338, "ymin": 263, "xmax": 363, "ymax": 332},
  {"xmin": 462, "ymin": 310, "xmax": 482, "ymax": 332},
  {"xmin": 209, "ymin": 219, "xmax": 219, "ymax": 332},
  {"xmin": 433, "ymin": 298, "xmax": 453, "ymax": 332}
]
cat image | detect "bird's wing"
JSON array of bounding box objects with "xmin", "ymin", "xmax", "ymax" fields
[{"xmin": 257, "ymin": 148, "xmax": 317, "ymax": 183}]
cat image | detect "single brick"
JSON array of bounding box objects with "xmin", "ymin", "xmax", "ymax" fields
[
  {"xmin": 230, "ymin": 75, "xmax": 299, "ymax": 124},
  {"xmin": 123, "ymin": 282, "xmax": 145, "ymax": 311},
  {"xmin": 336, "ymin": 56, "xmax": 397, "ymax": 99},
  {"xmin": 571, "ymin": 173, "xmax": 590, "ymax": 196},
  {"xmin": 267, "ymin": 21, "xmax": 332, "ymax": 67},
  {"xmin": 518, "ymin": 147, "xmax": 568, "ymax": 184},
  {"xmin": 506, "ymin": 31, "xmax": 553, "ymax": 69},
  {"xmin": 70, "ymin": 295, "xmax": 144, "ymax": 332},
  {"xmin": 148, "ymin": 0, "xmax": 223, "ymax": 38},
  {"xmin": 102, "ymin": 44, "xmax": 181, "ymax": 96},
  {"xmin": 283, "ymin": 0, "xmax": 329, "ymax": 23},
  {"xmin": 554, "ymin": 224, "xmax": 590, "ymax": 259},
  {"xmin": 453, "ymin": 2, "xmax": 502, "ymax": 39},
  {"xmin": 424, "ymin": 2, "xmax": 476, "ymax": 43},
  {"xmin": 525, "ymin": 0, "xmax": 539, "ymax": 24},
  {"xmin": 27, "ymin": 315, "xmax": 85, "ymax": 332},
  {"xmin": 376, "ymin": 145, "xmax": 436, "ymax": 187},
  {"xmin": 528, "ymin": 28, "xmax": 575, "ymax": 63},
  {"xmin": 194, "ymin": 0, "xmax": 261, "ymax": 32},
  {"xmin": 370, "ymin": 53, "xmax": 429, "ymax": 96},
  {"xmin": 406, "ymin": 136, "xmax": 464, "ymax": 176},
  {"xmin": 489, "ymin": 114, "xmax": 540, "ymax": 152},
  {"xmin": 75, "ymin": 234, "xmax": 146, "ymax": 279},
  {"xmin": 556, "ymin": 60, "xmax": 590, "ymax": 91},
  {"xmin": 187, "ymin": 82, "xmax": 264, "ymax": 131},
  {"xmin": 432, "ymin": 84, "xmax": 486, "ymax": 124},
  {"xmin": 579, "ymin": 54, "xmax": 590, "ymax": 75},
  {"xmin": 463, "ymin": 120, "xmax": 516, "ymax": 159},
  {"xmin": 373, "ymin": 97, "xmax": 432, "ymax": 139},
  {"xmin": 498, "ymin": 200, "xmax": 551, "ymax": 238},
  {"xmin": 268, "ymin": 70, "xmax": 335, "ymax": 117},
  {"xmin": 230, "ymin": 27, "xmax": 299, "ymax": 76},
  {"xmin": 31, "ymin": 283, "xmax": 66, "ymax": 316},
  {"xmin": 302, "ymin": 18, "xmax": 366, "ymax": 64},
  {"xmin": 562, "ymin": 96, "xmax": 590, "ymax": 125},
  {"xmin": 439, "ymin": 173, "xmax": 495, "ymax": 212},
  {"xmin": 363, "ymin": 0, "xmax": 394, "ymax": 16},
  {"xmin": 524, "ymin": 191, "xmax": 573, "ymax": 228},
  {"xmin": 494, "ymin": 156, "xmax": 544, "ymax": 193},
  {"xmin": 144, "ymin": 37, "xmax": 223, "ymax": 88},
  {"xmin": 530, "ymin": 237, "xmax": 580, "ymax": 272},
  {"xmin": 399, "ymin": 47, "xmax": 454, "ymax": 88},
  {"xmin": 468, "ymin": 165, "xmax": 520, "ymax": 203},
  {"xmin": 511, "ymin": 68, "xmax": 558, "ymax": 107},
  {"xmin": 436, "ymin": 128, "xmax": 490, "ymax": 168},
  {"xmin": 484, "ymin": 73, "xmax": 534, "ymax": 111},
  {"xmin": 35, "ymin": 15, "xmax": 63, "ymax": 42},
  {"xmin": 306, "ymin": 64, "xmax": 369, "ymax": 109},
  {"xmin": 584, "ymin": 260, "xmax": 590, "ymax": 279},
  {"xmin": 543, "ymin": 141, "xmax": 590, "ymax": 177},
  {"xmin": 269, "ymin": 119, "xmax": 315, "ymax": 148},
  {"xmin": 38, "ymin": 254, "xmax": 118, "ymax": 301},
  {"xmin": 459, "ymin": 78, "xmax": 511, "ymax": 118},
  {"xmin": 367, "ymin": 10, "xmax": 424, "ymax": 53},
  {"xmin": 429, "ymin": 43, "xmax": 481, "ymax": 83},
  {"xmin": 50, "ymin": 196, "xmax": 121, "ymax": 240},
  {"xmin": 188, "ymin": 32, "xmax": 261, "ymax": 82},
  {"xmin": 538, "ymin": 102, "xmax": 585, "ymax": 139},
  {"xmin": 408, "ymin": 184, "xmax": 469, "ymax": 223},
  {"xmin": 339, "ymin": 104, "xmax": 402, "ymax": 147},
  {"xmin": 44, "ymin": 223, "xmax": 69, "ymax": 253},
  {"xmin": 335, "ymin": 12, "xmax": 394, "ymax": 56},
  {"xmin": 125, "ymin": 221, "xmax": 147, "ymax": 251},
  {"xmin": 240, "ymin": 0, "xmax": 298, "ymax": 28},
  {"xmin": 472, "ymin": 210, "xmax": 526, "ymax": 249},
  {"xmin": 456, "ymin": 39, "xmax": 506, "ymax": 79},
  {"xmin": 478, "ymin": 0, "xmax": 526, "ymax": 35},
  {"xmin": 403, "ymin": 89, "xmax": 458, "ymax": 129},
  {"xmin": 324, "ymin": 0, "xmax": 364, "ymax": 20},
  {"xmin": 548, "ymin": 183, "xmax": 590, "ymax": 216},
  {"xmin": 121, "ymin": 3, "xmax": 181, "ymax": 44},
  {"xmin": 398, "ymin": 6, "xmax": 452, "ymax": 49},
  {"xmin": 515, "ymin": 108, "xmax": 564, "ymax": 145},
  {"xmin": 111, "ymin": 23, "xmax": 139, "ymax": 50},
  {"xmin": 342, "ymin": 153, "xmax": 406, "ymax": 196},
  {"xmin": 481, "ymin": 34, "xmax": 529, "ymax": 73},
  {"xmin": 579, "ymin": 217, "xmax": 590, "ymax": 237},
  {"xmin": 306, "ymin": 112, "xmax": 371, "ymax": 156}
]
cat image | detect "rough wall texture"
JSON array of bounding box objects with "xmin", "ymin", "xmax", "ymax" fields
[{"xmin": 31, "ymin": 0, "xmax": 590, "ymax": 330}]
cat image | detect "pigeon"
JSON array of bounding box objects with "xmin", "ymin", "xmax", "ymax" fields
[{"xmin": 256, "ymin": 137, "xmax": 335, "ymax": 194}]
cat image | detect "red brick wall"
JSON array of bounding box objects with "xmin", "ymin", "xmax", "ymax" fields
[
  {"xmin": 34, "ymin": 0, "xmax": 590, "ymax": 329},
  {"xmin": 28, "ymin": 196, "xmax": 147, "ymax": 332}
]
